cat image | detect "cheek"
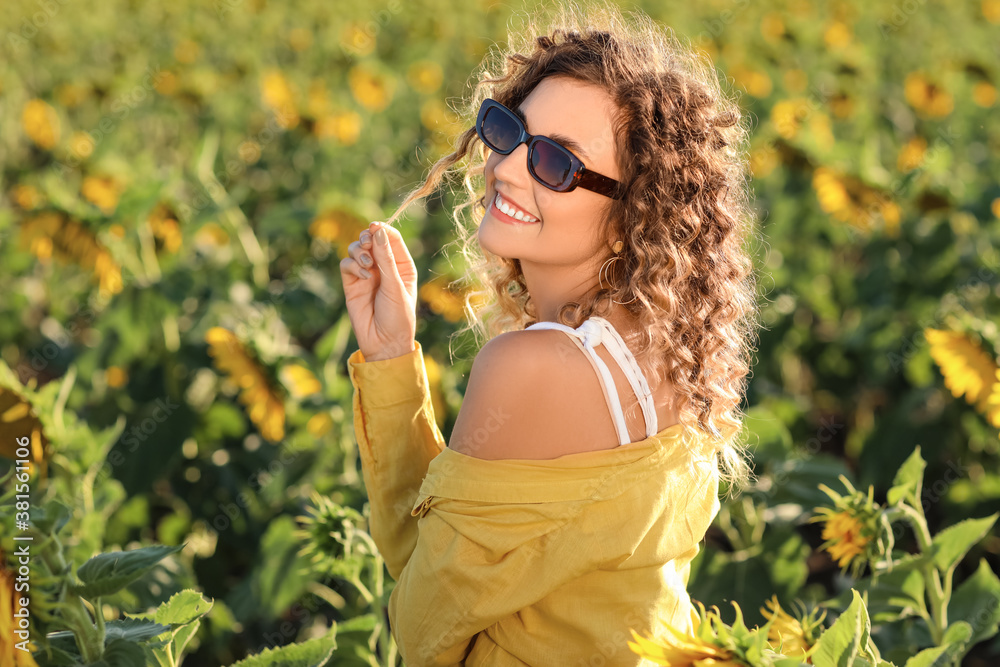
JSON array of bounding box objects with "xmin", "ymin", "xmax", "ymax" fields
[
  {"xmin": 485, "ymin": 152, "xmax": 501, "ymax": 183},
  {"xmin": 548, "ymin": 199, "xmax": 607, "ymax": 253},
  {"xmin": 533, "ymin": 187, "xmax": 560, "ymax": 215}
]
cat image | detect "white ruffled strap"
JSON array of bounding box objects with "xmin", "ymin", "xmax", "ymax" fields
[
  {"xmin": 589, "ymin": 318, "xmax": 658, "ymax": 438},
  {"xmin": 525, "ymin": 320, "xmax": 630, "ymax": 444},
  {"xmin": 575, "ymin": 320, "xmax": 632, "ymax": 445}
]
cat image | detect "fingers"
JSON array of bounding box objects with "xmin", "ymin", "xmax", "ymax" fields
[
  {"xmin": 369, "ymin": 220, "xmax": 408, "ymax": 259},
  {"xmin": 341, "ymin": 222, "xmax": 404, "ymax": 284},
  {"xmin": 343, "ymin": 230, "xmax": 375, "ymax": 280},
  {"xmin": 369, "ymin": 221, "xmax": 405, "ymax": 296},
  {"xmin": 340, "ymin": 254, "xmax": 372, "ymax": 280}
]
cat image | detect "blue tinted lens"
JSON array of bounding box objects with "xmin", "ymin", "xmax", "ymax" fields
[
  {"xmin": 482, "ymin": 106, "xmax": 521, "ymax": 152},
  {"xmin": 530, "ymin": 140, "xmax": 574, "ymax": 188}
]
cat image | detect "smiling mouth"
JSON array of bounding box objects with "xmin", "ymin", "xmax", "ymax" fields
[{"xmin": 491, "ymin": 193, "xmax": 540, "ymax": 224}]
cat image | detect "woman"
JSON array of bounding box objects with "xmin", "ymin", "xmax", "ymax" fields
[{"xmin": 339, "ymin": 2, "xmax": 760, "ymax": 664}]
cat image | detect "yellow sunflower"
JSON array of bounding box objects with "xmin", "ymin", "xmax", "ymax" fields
[
  {"xmin": 925, "ymin": 328, "xmax": 1000, "ymax": 419},
  {"xmin": 823, "ymin": 21, "xmax": 852, "ymax": 49},
  {"xmin": 21, "ymin": 99, "xmax": 59, "ymax": 150},
  {"xmin": 0, "ymin": 556, "xmax": 39, "ymax": 667},
  {"xmin": 313, "ymin": 112, "xmax": 362, "ymax": 145},
  {"xmin": 760, "ymin": 595, "xmax": 824, "ymax": 659},
  {"xmin": 147, "ymin": 203, "xmax": 183, "ymax": 254},
  {"xmin": 205, "ymin": 327, "xmax": 285, "ymax": 442},
  {"xmin": 984, "ymin": 0, "xmax": 1000, "ymax": 24},
  {"xmin": 287, "ymin": 28, "xmax": 312, "ymax": 52},
  {"xmin": 307, "ymin": 412, "xmax": 334, "ymax": 438},
  {"xmin": 18, "ymin": 211, "xmax": 123, "ymax": 296},
  {"xmin": 10, "ymin": 185, "xmax": 43, "ymax": 210},
  {"xmin": 154, "ymin": 71, "xmax": 179, "ymax": 96},
  {"xmin": 814, "ymin": 508, "xmax": 872, "ymax": 569},
  {"xmin": 261, "ymin": 69, "xmax": 300, "ymax": 129},
  {"xmin": 341, "ymin": 22, "xmax": 376, "ymax": 57},
  {"xmin": 988, "ymin": 370, "xmax": 1000, "ymax": 436},
  {"xmin": 174, "ymin": 38, "xmax": 201, "ymax": 63},
  {"xmin": 897, "ymin": 137, "xmax": 927, "ymax": 172},
  {"xmin": 348, "ymin": 64, "xmax": 395, "ymax": 113},
  {"xmin": 194, "ymin": 222, "xmax": 229, "ymax": 247},
  {"xmin": 770, "ymin": 98, "xmax": 810, "ymax": 140},
  {"xmin": 308, "ymin": 208, "xmax": 369, "ymax": 259},
  {"xmin": 760, "ymin": 13, "xmax": 785, "ymax": 44},
  {"xmin": 81, "ymin": 175, "xmax": 123, "ymax": 215},
  {"xmin": 105, "ymin": 366, "xmax": 128, "ymax": 389},
  {"xmin": 0, "ymin": 386, "xmax": 48, "ymax": 480},
  {"xmin": 55, "ymin": 82, "xmax": 90, "ymax": 108},
  {"xmin": 904, "ymin": 72, "xmax": 954, "ymax": 118},
  {"xmin": 829, "ymin": 93, "xmax": 854, "ymax": 119},
  {"xmin": 627, "ymin": 603, "xmax": 740, "ymax": 666},
  {"xmin": 419, "ymin": 276, "xmax": 468, "ymax": 323},
  {"xmin": 407, "ymin": 61, "xmax": 444, "ymax": 95},
  {"xmin": 811, "ymin": 167, "xmax": 900, "ymax": 236},
  {"xmin": 972, "ymin": 82, "xmax": 996, "ymax": 108},
  {"xmin": 279, "ymin": 364, "xmax": 321, "ymax": 399},
  {"xmin": 69, "ymin": 131, "xmax": 95, "ymax": 159},
  {"xmin": 731, "ymin": 65, "xmax": 772, "ymax": 99}
]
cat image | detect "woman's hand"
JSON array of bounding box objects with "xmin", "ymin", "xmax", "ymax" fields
[{"xmin": 340, "ymin": 221, "xmax": 418, "ymax": 362}]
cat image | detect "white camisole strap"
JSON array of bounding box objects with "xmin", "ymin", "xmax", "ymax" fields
[{"xmin": 524, "ymin": 316, "xmax": 658, "ymax": 446}]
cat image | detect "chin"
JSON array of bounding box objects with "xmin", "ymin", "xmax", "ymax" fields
[{"xmin": 476, "ymin": 217, "xmax": 504, "ymax": 258}]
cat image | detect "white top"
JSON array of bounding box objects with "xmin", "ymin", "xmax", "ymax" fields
[{"xmin": 524, "ymin": 316, "xmax": 657, "ymax": 446}]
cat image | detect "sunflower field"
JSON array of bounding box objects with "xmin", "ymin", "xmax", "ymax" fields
[{"xmin": 1, "ymin": 0, "xmax": 999, "ymax": 665}]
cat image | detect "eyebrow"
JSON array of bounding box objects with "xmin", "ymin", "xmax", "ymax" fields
[{"xmin": 514, "ymin": 105, "xmax": 591, "ymax": 161}]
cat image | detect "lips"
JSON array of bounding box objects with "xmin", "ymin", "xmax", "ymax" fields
[{"xmin": 492, "ymin": 191, "xmax": 540, "ymax": 224}]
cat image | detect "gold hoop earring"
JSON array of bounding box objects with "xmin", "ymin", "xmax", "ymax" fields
[{"xmin": 598, "ymin": 240, "xmax": 637, "ymax": 305}]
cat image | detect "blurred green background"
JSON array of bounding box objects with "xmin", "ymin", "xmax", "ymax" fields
[{"xmin": 1, "ymin": 0, "xmax": 999, "ymax": 664}]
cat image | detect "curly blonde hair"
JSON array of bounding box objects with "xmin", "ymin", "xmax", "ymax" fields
[{"xmin": 381, "ymin": 0, "xmax": 762, "ymax": 498}]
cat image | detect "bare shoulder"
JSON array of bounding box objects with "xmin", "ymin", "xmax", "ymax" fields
[{"xmin": 448, "ymin": 328, "xmax": 610, "ymax": 460}]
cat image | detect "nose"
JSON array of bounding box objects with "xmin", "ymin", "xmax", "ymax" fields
[{"xmin": 492, "ymin": 142, "xmax": 533, "ymax": 191}]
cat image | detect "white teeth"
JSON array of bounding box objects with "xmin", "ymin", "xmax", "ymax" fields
[{"xmin": 495, "ymin": 194, "xmax": 538, "ymax": 222}]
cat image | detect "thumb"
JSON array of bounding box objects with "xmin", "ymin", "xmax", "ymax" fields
[{"xmin": 371, "ymin": 222, "xmax": 404, "ymax": 297}]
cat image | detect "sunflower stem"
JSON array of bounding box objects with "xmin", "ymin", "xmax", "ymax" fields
[
  {"xmin": 64, "ymin": 593, "xmax": 104, "ymax": 662},
  {"xmin": 898, "ymin": 502, "xmax": 947, "ymax": 645},
  {"xmin": 94, "ymin": 596, "xmax": 105, "ymax": 640}
]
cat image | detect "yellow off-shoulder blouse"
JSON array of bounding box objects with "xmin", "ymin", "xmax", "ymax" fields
[{"xmin": 347, "ymin": 341, "xmax": 720, "ymax": 666}]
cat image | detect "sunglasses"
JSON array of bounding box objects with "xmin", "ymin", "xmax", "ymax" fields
[{"xmin": 475, "ymin": 98, "xmax": 627, "ymax": 200}]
